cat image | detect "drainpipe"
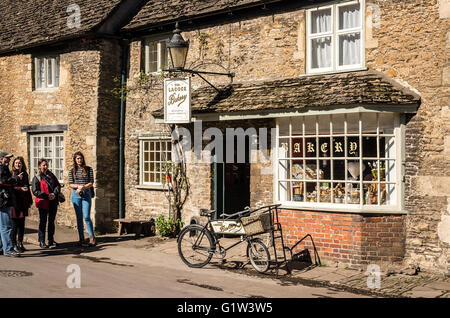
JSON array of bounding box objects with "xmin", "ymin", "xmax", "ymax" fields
[{"xmin": 119, "ymin": 38, "xmax": 129, "ymax": 219}]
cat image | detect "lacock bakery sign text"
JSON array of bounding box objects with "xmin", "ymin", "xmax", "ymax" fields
[{"xmin": 164, "ymin": 78, "xmax": 191, "ymax": 123}]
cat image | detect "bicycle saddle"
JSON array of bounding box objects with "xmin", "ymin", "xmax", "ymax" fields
[{"xmin": 200, "ymin": 209, "xmax": 215, "ymax": 217}]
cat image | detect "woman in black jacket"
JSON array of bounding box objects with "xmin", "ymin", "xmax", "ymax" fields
[
  {"xmin": 11, "ymin": 157, "xmax": 32, "ymax": 252},
  {"xmin": 32, "ymin": 159, "xmax": 61, "ymax": 249}
]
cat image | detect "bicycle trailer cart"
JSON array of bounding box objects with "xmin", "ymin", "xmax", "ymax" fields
[{"xmin": 177, "ymin": 204, "xmax": 321, "ymax": 277}]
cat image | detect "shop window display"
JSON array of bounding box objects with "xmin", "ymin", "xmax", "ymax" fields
[{"xmin": 277, "ymin": 113, "xmax": 400, "ymax": 209}]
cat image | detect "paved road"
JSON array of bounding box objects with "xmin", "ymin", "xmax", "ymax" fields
[{"xmin": 0, "ymin": 241, "xmax": 369, "ymax": 299}]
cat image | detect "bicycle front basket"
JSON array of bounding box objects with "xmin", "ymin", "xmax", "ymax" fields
[{"xmin": 241, "ymin": 212, "xmax": 271, "ymax": 236}]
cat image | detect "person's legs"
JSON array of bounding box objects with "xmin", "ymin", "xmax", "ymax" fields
[
  {"xmin": 81, "ymin": 193, "xmax": 94, "ymax": 242},
  {"xmin": 0, "ymin": 208, "xmax": 14, "ymax": 254},
  {"xmin": 10, "ymin": 217, "xmax": 18, "ymax": 246},
  {"xmin": 38, "ymin": 208, "xmax": 48, "ymax": 245},
  {"xmin": 72, "ymin": 190, "xmax": 85, "ymax": 242},
  {"xmin": 16, "ymin": 217, "xmax": 26, "ymax": 251},
  {"xmin": 47, "ymin": 204, "xmax": 57, "ymax": 245},
  {"xmin": 17, "ymin": 217, "xmax": 25, "ymax": 244}
]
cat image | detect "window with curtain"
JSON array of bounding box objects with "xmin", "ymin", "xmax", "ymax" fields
[
  {"xmin": 30, "ymin": 133, "xmax": 64, "ymax": 182},
  {"xmin": 34, "ymin": 56, "xmax": 60, "ymax": 89},
  {"xmin": 142, "ymin": 36, "xmax": 170, "ymax": 73},
  {"xmin": 307, "ymin": 1, "xmax": 363, "ymax": 73}
]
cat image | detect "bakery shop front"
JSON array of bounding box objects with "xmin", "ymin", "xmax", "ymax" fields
[{"xmin": 154, "ymin": 69, "xmax": 420, "ymax": 268}]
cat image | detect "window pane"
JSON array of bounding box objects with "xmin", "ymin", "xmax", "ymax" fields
[
  {"xmin": 332, "ymin": 114, "xmax": 345, "ymax": 134},
  {"xmin": 332, "ymin": 137, "xmax": 345, "ymax": 157},
  {"xmin": 147, "ymin": 41, "xmax": 158, "ymax": 73},
  {"xmin": 311, "ymin": 8, "xmax": 332, "ymax": 33},
  {"xmin": 362, "ymin": 113, "xmax": 378, "ymax": 133},
  {"xmin": 278, "ymin": 181, "xmax": 291, "ymax": 202},
  {"xmin": 332, "ymin": 160, "xmax": 345, "ymax": 180},
  {"xmin": 318, "ymin": 137, "xmax": 331, "ymax": 157},
  {"xmin": 362, "ymin": 137, "xmax": 378, "ymax": 157},
  {"xmin": 158, "ymin": 40, "xmax": 167, "ymax": 71},
  {"xmin": 339, "ymin": 33, "xmax": 361, "ymax": 66},
  {"xmin": 346, "ymin": 113, "xmax": 359, "ymax": 133},
  {"xmin": 347, "ymin": 137, "xmax": 360, "ymax": 157},
  {"xmin": 278, "ymin": 139, "xmax": 290, "ymax": 159},
  {"xmin": 339, "ymin": 4, "xmax": 360, "ymax": 30},
  {"xmin": 292, "ymin": 181, "xmax": 304, "ymax": 202},
  {"xmin": 379, "ymin": 113, "xmax": 395, "ymax": 134},
  {"xmin": 47, "ymin": 58, "xmax": 53, "ymax": 86},
  {"xmin": 347, "ymin": 160, "xmax": 360, "ymax": 181},
  {"xmin": 311, "ymin": 37, "xmax": 332, "ymax": 69},
  {"xmin": 38, "ymin": 58, "xmax": 45, "ymax": 88},
  {"xmin": 278, "ymin": 159, "xmax": 290, "ymax": 180},
  {"xmin": 55, "ymin": 57, "xmax": 60, "ymax": 87}
]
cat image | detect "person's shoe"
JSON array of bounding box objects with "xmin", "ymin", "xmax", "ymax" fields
[
  {"xmin": 88, "ymin": 238, "xmax": 96, "ymax": 247},
  {"xmin": 39, "ymin": 242, "xmax": 49, "ymax": 249},
  {"xmin": 48, "ymin": 241, "xmax": 59, "ymax": 248},
  {"xmin": 13, "ymin": 245, "xmax": 21, "ymax": 253},
  {"xmin": 0, "ymin": 250, "xmax": 3, "ymax": 256},
  {"xmin": 5, "ymin": 251, "xmax": 20, "ymax": 257},
  {"xmin": 17, "ymin": 242, "xmax": 26, "ymax": 252}
]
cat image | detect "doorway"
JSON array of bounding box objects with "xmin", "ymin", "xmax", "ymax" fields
[{"xmin": 213, "ymin": 135, "xmax": 250, "ymax": 218}]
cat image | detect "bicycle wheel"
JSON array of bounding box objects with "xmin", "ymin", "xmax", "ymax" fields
[
  {"xmin": 178, "ymin": 224, "xmax": 215, "ymax": 268},
  {"xmin": 247, "ymin": 238, "xmax": 270, "ymax": 273}
]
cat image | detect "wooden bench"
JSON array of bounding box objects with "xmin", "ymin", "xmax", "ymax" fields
[{"xmin": 113, "ymin": 218, "xmax": 155, "ymax": 237}]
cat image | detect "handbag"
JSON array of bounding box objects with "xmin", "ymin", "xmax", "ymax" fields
[
  {"xmin": 58, "ymin": 192, "xmax": 66, "ymax": 203},
  {"xmin": 90, "ymin": 187, "xmax": 95, "ymax": 198}
]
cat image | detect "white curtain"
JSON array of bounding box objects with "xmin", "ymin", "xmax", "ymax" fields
[
  {"xmin": 311, "ymin": 9, "xmax": 331, "ymax": 34},
  {"xmin": 311, "ymin": 9, "xmax": 332, "ymax": 69},
  {"xmin": 339, "ymin": 5, "xmax": 361, "ymax": 66},
  {"xmin": 339, "ymin": 4, "xmax": 360, "ymax": 30}
]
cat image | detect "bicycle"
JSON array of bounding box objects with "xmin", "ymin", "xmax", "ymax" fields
[{"xmin": 177, "ymin": 206, "xmax": 274, "ymax": 273}]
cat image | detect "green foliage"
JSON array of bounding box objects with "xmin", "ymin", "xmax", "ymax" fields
[{"xmin": 155, "ymin": 215, "xmax": 184, "ymax": 237}]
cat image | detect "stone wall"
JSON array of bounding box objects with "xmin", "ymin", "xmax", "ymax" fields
[
  {"xmin": 0, "ymin": 38, "xmax": 121, "ymax": 233},
  {"xmin": 364, "ymin": 0, "xmax": 449, "ymax": 275}
]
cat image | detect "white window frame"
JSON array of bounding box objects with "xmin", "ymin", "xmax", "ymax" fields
[
  {"xmin": 30, "ymin": 133, "xmax": 65, "ymax": 182},
  {"xmin": 139, "ymin": 137, "xmax": 172, "ymax": 187},
  {"xmin": 34, "ymin": 55, "xmax": 60, "ymax": 90},
  {"xmin": 143, "ymin": 35, "xmax": 171, "ymax": 74},
  {"xmin": 274, "ymin": 112, "xmax": 403, "ymax": 213},
  {"xmin": 306, "ymin": 0, "xmax": 365, "ymax": 74}
]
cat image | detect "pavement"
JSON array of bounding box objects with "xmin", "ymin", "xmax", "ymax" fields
[{"xmin": 16, "ymin": 219, "xmax": 450, "ymax": 298}]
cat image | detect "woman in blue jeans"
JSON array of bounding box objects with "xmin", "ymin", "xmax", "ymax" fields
[{"xmin": 69, "ymin": 152, "xmax": 95, "ymax": 247}]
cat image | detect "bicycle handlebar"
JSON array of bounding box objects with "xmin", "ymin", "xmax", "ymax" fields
[{"xmin": 215, "ymin": 204, "xmax": 281, "ymax": 220}]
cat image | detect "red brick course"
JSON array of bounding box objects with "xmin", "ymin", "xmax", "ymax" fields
[{"xmin": 277, "ymin": 209, "xmax": 405, "ymax": 267}]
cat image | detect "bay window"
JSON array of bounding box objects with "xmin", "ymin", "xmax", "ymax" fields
[{"xmin": 276, "ymin": 112, "xmax": 402, "ymax": 210}]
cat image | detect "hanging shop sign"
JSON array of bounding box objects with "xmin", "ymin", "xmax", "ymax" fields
[{"xmin": 164, "ymin": 77, "xmax": 191, "ymax": 123}]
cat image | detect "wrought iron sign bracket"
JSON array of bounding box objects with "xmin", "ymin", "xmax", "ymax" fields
[{"xmin": 165, "ymin": 68, "xmax": 235, "ymax": 93}]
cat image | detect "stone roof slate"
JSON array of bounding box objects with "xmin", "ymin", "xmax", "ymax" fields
[
  {"xmin": 0, "ymin": 0, "xmax": 123, "ymax": 54},
  {"xmin": 124, "ymin": 0, "xmax": 279, "ymax": 30},
  {"xmin": 153, "ymin": 70, "xmax": 421, "ymax": 118}
]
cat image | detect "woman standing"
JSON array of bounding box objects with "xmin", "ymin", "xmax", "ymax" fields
[
  {"xmin": 69, "ymin": 152, "xmax": 95, "ymax": 247},
  {"xmin": 32, "ymin": 159, "xmax": 61, "ymax": 249},
  {"xmin": 11, "ymin": 157, "xmax": 32, "ymax": 252}
]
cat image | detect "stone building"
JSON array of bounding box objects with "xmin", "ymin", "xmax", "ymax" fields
[
  {"xmin": 0, "ymin": 0, "xmax": 448, "ymax": 275},
  {"xmin": 0, "ymin": 0, "xmax": 147, "ymax": 232},
  {"xmin": 122, "ymin": 0, "xmax": 449, "ymax": 274}
]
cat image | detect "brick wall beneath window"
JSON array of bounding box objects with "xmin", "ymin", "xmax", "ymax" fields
[{"xmin": 277, "ymin": 209, "xmax": 405, "ymax": 268}]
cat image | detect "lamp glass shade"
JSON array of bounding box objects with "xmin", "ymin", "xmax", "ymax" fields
[{"xmin": 168, "ymin": 45, "xmax": 189, "ymax": 70}]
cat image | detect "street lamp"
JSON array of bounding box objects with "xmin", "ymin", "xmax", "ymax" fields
[
  {"xmin": 165, "ymin": 22, "xmax": 234, "ymax": 92},
  {"xmin": 166, "ymin": 22, "xmax": 189, "ymax": 70}
]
